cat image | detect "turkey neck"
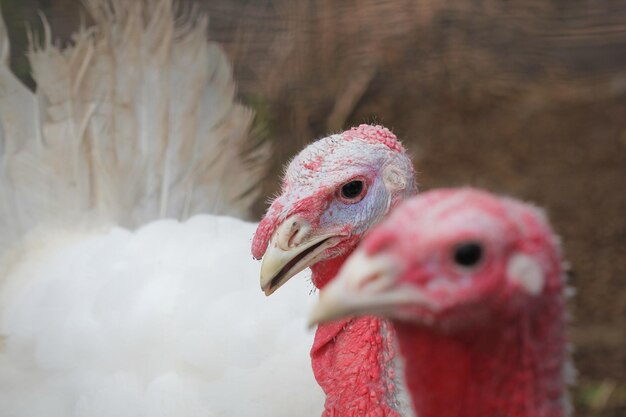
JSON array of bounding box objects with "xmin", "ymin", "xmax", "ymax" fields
[
  {"xmin": 393, "ymin": 294, "xmax": 568, "ymax": 417},
  {"xmin": 310, "ymin": 253, "xmax": 404, "ymax": 417}
]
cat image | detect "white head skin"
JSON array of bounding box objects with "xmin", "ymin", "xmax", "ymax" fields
[{"xmin": 252, "ymin": 125, "xmax": 416, "ymax": 295}]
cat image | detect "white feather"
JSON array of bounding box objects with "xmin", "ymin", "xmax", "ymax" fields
[
  {"xmin": 0, "ymin": 217, "xmax": 324, "ymax": 417},
  {"xmin": 0, "ymin": 0, "xmax": 269, "ymax": 252}
]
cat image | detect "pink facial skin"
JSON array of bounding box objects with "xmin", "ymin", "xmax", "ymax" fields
[
  {"xmin": 253, "ymin": 125, "xmax": 416, "ymax": 416},
  {"xmin": 252, "ymin": 125, "xmax": 412, "ymax": 265},
  {"xmin": 349, "ymin": 188, "xmax": 572, "ymax": 417}
]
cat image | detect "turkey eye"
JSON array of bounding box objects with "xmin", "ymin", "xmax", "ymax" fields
[
  {"xmin": 340, "ymin": 180, "xmax": 365, "ymax": 200},
  {"xmin": 453, "ymin": 241, "xmax": 483, "ymax": 268}
]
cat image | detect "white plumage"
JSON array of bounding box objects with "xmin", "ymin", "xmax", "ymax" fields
[
  {"xmin": 0, "ymin": 1, "xmax": 323, "ymax": 416},
  {"xmin": 0, "ymin": 0, "xmax": 268, "ymax": 251},
  {"xmin": 0, "ymin": 218, "xmax": 323, "ymax": 417}
]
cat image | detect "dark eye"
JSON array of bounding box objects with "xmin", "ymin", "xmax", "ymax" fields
[
  {"xmin": 340, "ymin": 180, "xmax": 365, "ymax": 200},
  {"xmin": 453, "ymin": 241, "xmax": 484, "ymax": 268}
]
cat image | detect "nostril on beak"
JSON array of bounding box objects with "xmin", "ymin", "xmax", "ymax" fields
[
  {"xmin": 289, "ymin": 221, "xmax": 311, "ymax": 247},
  {"xmin": 276, "ymin": 217, "xmax": 312, "ymax": 250},
  {"xmin": 355, "ymin": 271, "xmax": 383, "ymax": 291},
  {"xmin": 287, "ymin": 222, "xmax": 300, "ymax": 248}
]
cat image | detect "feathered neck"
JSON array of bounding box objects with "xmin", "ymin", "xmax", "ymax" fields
[{"xmin": 392, "ymin": 292, "xmax": 569, "ymax": 417}]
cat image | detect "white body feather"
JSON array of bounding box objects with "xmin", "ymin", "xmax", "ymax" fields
[
  {"xmin": 0, "ymin": 217, "xmax": 323, "ymax": 417},
  {"xmin": 0, "ymin": 1, "xmax": 322, "ymax": 416}
]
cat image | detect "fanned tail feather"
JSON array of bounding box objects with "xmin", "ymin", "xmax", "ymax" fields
[{"xmin": 0, "ymin": 0, "xmax": 269, "ymax": 252}]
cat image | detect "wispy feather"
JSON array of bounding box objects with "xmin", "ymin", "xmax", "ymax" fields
[{"xmin": 0, "ymin": 0, "xmax": 269, "ymax": 252}]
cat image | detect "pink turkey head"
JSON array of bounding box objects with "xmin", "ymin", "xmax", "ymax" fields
[
  {"xmin": 253, "ymin": 125, "xmax": 416, "ymax": 296},
  {"xmin": 310, "ymin": 188, "xmax": 565, "ymax": 331}
]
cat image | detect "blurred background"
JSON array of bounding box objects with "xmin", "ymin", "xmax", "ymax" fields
[{"xmin": 2, "ymin": 0, "xmax": 625, "ymax": 415}]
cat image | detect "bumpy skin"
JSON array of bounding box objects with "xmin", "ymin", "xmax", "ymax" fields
[
  {"xmin": 310, "ymin": 258, "xmax": 403, "ymax": 417},
  {"xmin": 252, "ymin": 125, "xmax": 416, "ymax": 416},
  {"xmin": 312, "ymin": 315, "xmax": 402, "ymax": 417},
  {"xmin": 330, "ymin": 189, "xmax": 571, "ymax": 417}
]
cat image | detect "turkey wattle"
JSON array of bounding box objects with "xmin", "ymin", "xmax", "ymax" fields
[{"xmin": 311, "ymin": 188, "xmax": 574, "ymax": 417}]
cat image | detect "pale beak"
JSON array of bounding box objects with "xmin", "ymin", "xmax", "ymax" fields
[
  {"xmin": 308, "ymin": 250, "xmax": 436, "ymax": 327},
  {"xmin": 260, "ymin": 216, "xmax": 340, "ymax": 296}
]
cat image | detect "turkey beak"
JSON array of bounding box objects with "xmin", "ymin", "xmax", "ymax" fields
[
  {"xmin": 260, "ymin": 216, "xmax": 338, "ymax": 296},
  {"xmin": 308, "ymin": 250, "xmax": 434, "ymax": 326}
]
